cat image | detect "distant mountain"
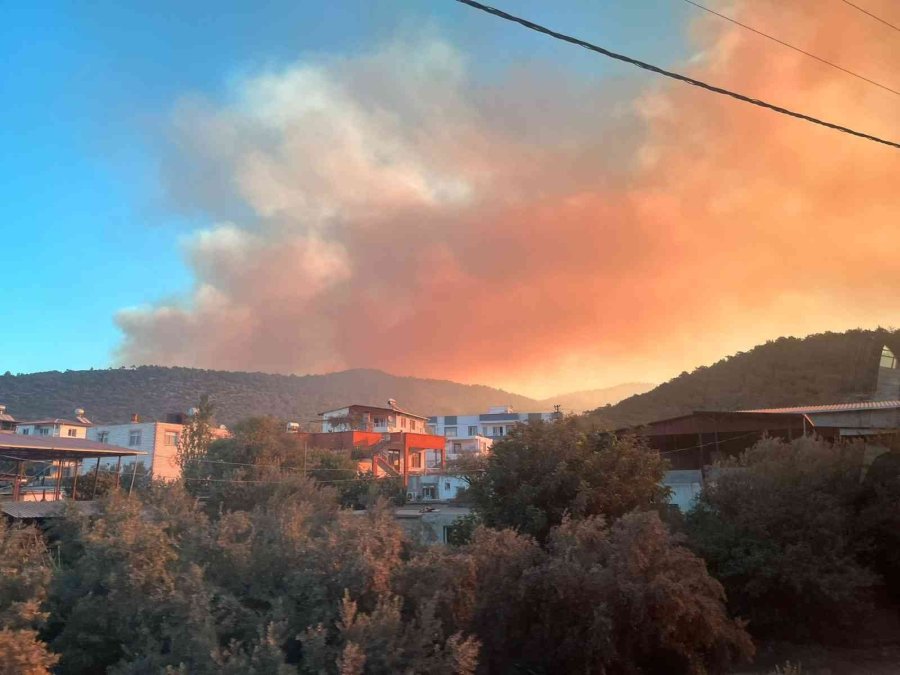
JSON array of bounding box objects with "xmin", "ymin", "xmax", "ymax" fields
[
  {"xmin": 587, "ymin": 328, "xmax": 900, "ymax": 430},
  {"xmin": 0, "ymin": 367, "xmax": 543, "ymax": 428},
  {"xmin": 538, "ymin": 383, "xmax": 654, "ymax": 413}
]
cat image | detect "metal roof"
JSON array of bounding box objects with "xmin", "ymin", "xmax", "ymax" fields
[
  {"xmin": 1, "ymin": 500, "xmax": 101, "ymax": 519},
  {"xmin": 741, "ymin": 400, "xmax": 900, "ymax": 414},
  {"xmin": 0, "ymin": 435, "xmax": 145, "ymax": 461}
]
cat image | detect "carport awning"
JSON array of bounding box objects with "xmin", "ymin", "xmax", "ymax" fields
[{"xmin": 0, "ymin": 433, "xmax": 145, "ymax": 462}]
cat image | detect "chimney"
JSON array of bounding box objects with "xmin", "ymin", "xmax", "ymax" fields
[
  {"xmin": 0, "ymin": 404, "xmax": 6, "ymax": 415},
  {"xmin": 130, "ymin": 413, "xmax": 140, "ymax": 423}
]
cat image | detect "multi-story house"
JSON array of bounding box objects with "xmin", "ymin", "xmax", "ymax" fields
[
  {"xmin": 87, "ymin": 413, "xmax": 230, "ymax": 480},
  {"xmin": 320, "ymin": 401, "xmax": 430, "ymax": 434},
  {"xmin": 428, "ymin": 405, "xmax": 559, "ymax": 440},
  {"xmin": 16, "ymin": 409, "xmax": 92, "ymax": 439},
  {"xmin": 297, "ymin": 400, "xmax": 446, "ymax": 492}
]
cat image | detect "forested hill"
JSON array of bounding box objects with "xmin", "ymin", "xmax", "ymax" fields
[
  {"xmin": 588, "ymin": 328, "xmax": 900, "ymax": 429},
  {"xmin": 0, "ymin": 367, "xmax": 542, "ymax": 427}
]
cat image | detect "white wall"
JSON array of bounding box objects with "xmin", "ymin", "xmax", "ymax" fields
[
  {"xmin": 87, "ymin": 422, "xmax": 163, "ymax": 476},
  {"xmin": 16, "ymin": 423, "xmax": 88, "ymax": 438},
  {"xmin": 430, "ymin": 410, "xmax": 557, "ymax": 440},
  {"xmin": 322, "ymin": 408, "xmax": 427, "ymax": 433}
]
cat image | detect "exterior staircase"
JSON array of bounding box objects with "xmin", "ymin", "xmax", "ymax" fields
[{"xmin": 362, "ymin": 439, "xmax": 401, "ymax": 478}]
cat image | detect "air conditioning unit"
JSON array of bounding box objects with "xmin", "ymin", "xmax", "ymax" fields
[{"xmin": 406, "ymin": 492, "xmax": 415, "ymax": 501}]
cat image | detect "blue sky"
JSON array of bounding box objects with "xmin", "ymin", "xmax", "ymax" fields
[{"xmin": 0, "ymin": 0, "xmax": 692, "ymax": 376}]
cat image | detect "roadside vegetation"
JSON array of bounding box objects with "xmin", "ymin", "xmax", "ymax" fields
[{"xmin": 0, "ymin": 413, "xmax": 897, "ymax": 673}]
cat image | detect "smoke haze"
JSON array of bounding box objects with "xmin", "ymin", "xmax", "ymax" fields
[{"xmin": 115, "ymin": 1, "xmax": 900, "ymax": 397}]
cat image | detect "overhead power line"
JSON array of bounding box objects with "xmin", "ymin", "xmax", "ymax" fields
[
  {"xmin": 840, "ymin": 0, "xmax": 900, "ymax": 34},
  {"xmin": 679, "ymin": 0, "xmax": 900, "ymax": 97},
  {"xmin": 454, "ymin": 0, "xmax": 900, "ymax": 150}
]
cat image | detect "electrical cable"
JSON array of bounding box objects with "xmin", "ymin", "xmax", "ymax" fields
[
  {"xmin": 453, "ymin": 0, "xmax": 900, "ymax": 149},
  {"xmin": 840, "ymin": 0, "xmax": 900, "ymax": 33},
  {"xmin": 679, "ymin": 0, "xmax": 900, "ymax": 97}
]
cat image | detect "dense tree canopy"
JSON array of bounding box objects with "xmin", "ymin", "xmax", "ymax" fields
[
  {"xmin": 466, "ymin": 418, "xmax": 670, "ymax": 542},
  {"xmin": 685, "ymin": 437, "xmax": 891, "ymax": 642},
  {"xmin": 0, "ymin": 409, "xmax": 763, "ymax": 674}
]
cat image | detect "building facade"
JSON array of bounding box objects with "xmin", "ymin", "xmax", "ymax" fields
[
  {"xmin": 428, "ymin": 405, "xmax": 560, "ymax": 462},
  {"xmin": 87, "ymin": 418, "xmax": 229, "ymax": 480},
  {"xmin": 299, "ymin": 401, "xmax": 447, "ymax": 488},
  {"xmin": 15, "ymin": 409, "xmax": 92, "ymax": 439},
  {"xmin": 319, "ymin": 402, "xmax": 430, "ymax": 434},
  {"xmin": 428, "ymin": 405, "xmax": 558, "ymax": 440},
  {"xmin": 445, "ymin": 435, "xmax": 493, "ymax": 460}
]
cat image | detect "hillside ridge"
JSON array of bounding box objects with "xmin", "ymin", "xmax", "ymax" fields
[{"xmin": 589, "ymin": 328, "xmax": 899, "ymax": 429}]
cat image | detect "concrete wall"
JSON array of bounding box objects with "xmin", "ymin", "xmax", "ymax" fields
[
  {"xmin": 86, "ymin": 422, "xmax": 191, "ymax": 480},
  {"xmin": 430, "ymin": 411, "xmax": 556, "ymax": 440},
  {"xmin": 322, "ymin": 408, "xmax": 426, "ymax": 433},
  {"xmin": 407, "ymin": 473, "xmax": 468, "ymax": 501},
  {"xmin": 393, "ymin": 507, "xmax": 472, "ymax": 545},
  {"xmin": 16, "ymin": 423, "xmax": 88, "ymax": 439}
]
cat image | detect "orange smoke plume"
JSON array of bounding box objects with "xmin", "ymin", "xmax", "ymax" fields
[{"xmin": 116, "ymin": 1, "xmax": 900, "ymax": 396}]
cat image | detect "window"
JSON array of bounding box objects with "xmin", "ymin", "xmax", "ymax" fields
[
  {"xmin": 21, "ymin": 428, "xmax": 30, "ymax": 435},
  {"xmin": 411, "ymin": 453, "xmax": 422, "ymax": 468},
  {"xmin": 401, "ymin": 417, "xmax": 407, "ymax": 429},
  {"xmin": 129, "ymin": 430, "xmax": 142, "ymax": 447},
  {"xmin": 98, "ymin": 431, "xmax": 109, "ymax": 443},
  {"xmin": 881, "ymin": 345, "xmax": 898, "ymax": 370},
  {"xmin": 164, "ymin": 431, "xmax": 179, "ymax": 446},
  {"xmin": 38, "ymin": 427, "xmax": 50, "ymax": 436},
  {"xmin": 373, "ymin": 416, "xmax": 385, "ymax": 427},
  {"xmin": 452, "ymin": 442, "xmax": 462, "ymax": 453},
  {"xmin": 444, "ymin": 426, "xmax": 457, "ymax": 437},
  {"xmin": 468, "ymin": 425, "xmax": 478, "ymax": 435},
  {"xmin": 67, "ymin": 428, "xmax": 77, "ymax": 437},
  {"xmin": 444, "ymin": 481, "xmax": 451, "ymax": 491}
]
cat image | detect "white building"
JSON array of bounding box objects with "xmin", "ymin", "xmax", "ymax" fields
[
  {"xmin": 87, "ymin": 416, "xmax": 229, "ymax": 480},
  {"xmin": 319, "ymin": 401, "xmax": 430, "ymax": 434},
  {"xmin": 445, "ymin": 435, "xmax": 493, "ymax": 460},
  {"xmin": 428, "ymin": 405, "xmax": 559, "ymax": 441},
  {"xmin": 16, "ymin": 409, "xmax": 92, "ymax": 439}
]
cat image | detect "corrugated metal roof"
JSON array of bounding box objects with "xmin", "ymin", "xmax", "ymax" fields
[
  {"xmin": 741, "ymin": 400, "xmax": 900, "ymax": 414},
  {"xmin": 1, "ymin": 500, "xmax": 100, "ymax": 519},
  {"xmin": 0, "ymin": 435, "xmax": 146, "ymax": 460}
]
